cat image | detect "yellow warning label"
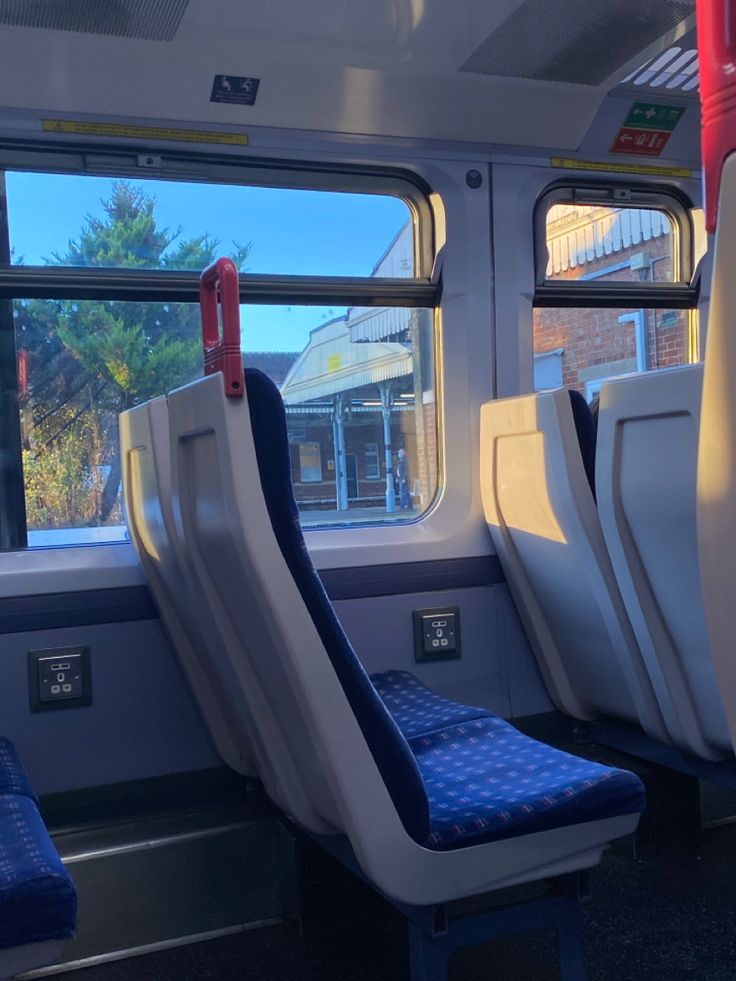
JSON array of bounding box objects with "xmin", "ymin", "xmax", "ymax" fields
[
  {"xmin": 42, "ymin": 119, "xmax": 248, "ymax": 146},
  {"xmin": 327, "ymin": 354, "xmax": 342, "ymax": 372},
  {"xmin": 551, "ymin": 156, "xmax": 692, "ymax": 179}
]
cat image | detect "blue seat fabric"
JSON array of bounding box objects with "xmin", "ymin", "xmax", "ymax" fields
[
  {"xmin": 0, "ymin": 794, "xmax": 77, "ymax": 949},
  {"xmin": 245, "ymin": 369, "xmax": 431, "ymax": 843},
  {"xmin": 0, "ymin": 739, "xmax": 36, "ymax": 801},
  {"xmin": 568, "ymin": 389, "xmax": 597, "ymax": 500},
  {"xmin": 412, "ymin": 718, "xmax": 644, "ymax": 849},
  {"xmin": 371, "ymin": 670, "xmax": 491, "ymax": 738},
  {"xmin": 372, "ymin": 671, "xmax": 644, "ymax": 849},
  {"xmin": 244, "ymin": 368, "xmax": 645, "ymax": 850}
]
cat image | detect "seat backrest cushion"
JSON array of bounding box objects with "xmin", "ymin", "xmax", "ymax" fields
[
  {"xmin": 244, "ymin": 368, "xmax": 430, "ymax": 842},
  {"xmin": 568, "ymin": 389, "xmax": 597, "ymax": 499}
]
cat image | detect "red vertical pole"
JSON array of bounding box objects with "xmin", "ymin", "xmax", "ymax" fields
[{"xmin": 697, "ymin": 0, "xmax": 736, "ymax": 231}]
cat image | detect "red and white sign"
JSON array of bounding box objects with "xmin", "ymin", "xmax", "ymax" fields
[{"xmin": 610, "ymin": 128, "xmax": 672, "ymax": 157}]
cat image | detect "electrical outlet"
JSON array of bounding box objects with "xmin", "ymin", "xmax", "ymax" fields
[
  {"xmin": 28, "ymin": 646, "xmax": 92, "ymax": 712},
  {"xmin": 413, "ymin": 608, "xmax": 461, "ymax": 662}
]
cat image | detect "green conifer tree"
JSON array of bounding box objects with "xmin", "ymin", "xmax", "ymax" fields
[{"xmin": 17, "ymin": 181, "xmax": 250, "ymax": 526}]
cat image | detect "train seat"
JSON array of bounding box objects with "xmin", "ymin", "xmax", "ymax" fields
[
  {"xmin": 480, "ymin": 389, "xmax": 671, "ymax": 746},
  {"xmin": 596, "ymin": 365, "xmax": 731, "ymax": 760},
  {"xmin": 0, "ymin": 739, "xmax": 36, "ymax": 800},
  {"xmin": 166, "ymin": 362, "xmax": 644, "ymax": 908},
  {"xmin": 120, "ymin": 400, "xmax": 501, "ymax": 772},
  {"xmin": 120, "ymin": 396, "xmax": 256, "ymax": 776},
  {"xmin": 0, "ymin": 745, "xmax": 76, "ymax": 980}
]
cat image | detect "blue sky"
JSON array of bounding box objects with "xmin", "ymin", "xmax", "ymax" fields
[{"xmin": 5, "ymin": 171, "xmax": 409, "ymax": 352}]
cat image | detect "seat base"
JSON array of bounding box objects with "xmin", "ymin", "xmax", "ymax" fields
[
  {"xmin": 290, "ymin": 822, "xmax": 589, "ymax": 981},
  {"xmin": 406, "ymin": 876, "xmax": 586, "ymax": 981},
  {"xmin": 592, "ymin": 720, "xmax": 736, "ymax": 787},
  {"xmin": 0, "ymin": 939, "xmax": 64, "ymax": 980}
]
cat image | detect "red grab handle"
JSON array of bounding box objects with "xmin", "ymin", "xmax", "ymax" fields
[
  {"xmin": 199, "ymin": 257, "xmax": 244, "ymax": 398},
  {"xmin": 697, "ymin": 0, "xmax": 736, "ymax": 232}
]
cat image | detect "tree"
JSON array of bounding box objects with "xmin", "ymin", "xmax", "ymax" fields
[{"xmin": 17, "ymin": 181, "xmax": 251, "ymax": 528}]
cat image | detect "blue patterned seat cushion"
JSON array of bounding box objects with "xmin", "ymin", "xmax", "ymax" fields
[
  {"xmin": 371, "ymin": 670, "xmax": 491, "ymax": 738},
  {"xmin": 411, "ymin": 718, "xmax": 645, "ymax": 850},
  {"xmin": 0, "ymin": 794, "xmax": 77, "ymax": 949},
  {"xmin": 0, "ymin": 739, "xmax": 36, "ymax": 801}
]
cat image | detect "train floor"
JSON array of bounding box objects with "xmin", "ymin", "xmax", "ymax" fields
[{"xmin": 69, "ymin": 811, "xmax": 736, "ymax": 981}]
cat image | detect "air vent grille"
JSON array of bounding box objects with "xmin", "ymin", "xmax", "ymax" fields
[
  {"xmin": 621, "ymin": 46, "xmax": 699, "ymax": 91},
  {"xmin": 0, "ymin": 0, "xmax": 190, "ymax": 41},
  {"xmin": 459, "ymin": 0, "xmax": 695, "ymax": 86}
]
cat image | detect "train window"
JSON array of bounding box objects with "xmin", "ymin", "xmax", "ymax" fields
[
  {"xmin": 535, "ymin": 185, "xmax": 692, "ymax": 288},
  {"xmin": 533, "ymin": 184, "xmax": 697, "ymax": 395},
  {"xmin": 0, "ymin": 163, "xmax": 438, "ymax": 549},
  {"xmin": 4, "ymin": 172, "xmax": 417, "ymax": 278}
]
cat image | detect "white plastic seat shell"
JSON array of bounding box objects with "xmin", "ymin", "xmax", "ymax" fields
[
  {"xmin": 480, "ymin": 389, "xmax": 672, "ymax": 746},
  {"xmin": 698, "ymin": 154, "xmax": 736, "ymax": 757},
  {"xmin": 0, "ymin": 939, "xmax": 65, "ymax": 980},
  {"xmin": 597, "ymin": 365, "xmax": 731, "ymax": 761},
  {"xmin": 165, "ymin": 371, "xmax": 641, "ymax": 907},
  {"xmin": 120, "ymin": 397, "xmax": 256, "ymax": 775}
]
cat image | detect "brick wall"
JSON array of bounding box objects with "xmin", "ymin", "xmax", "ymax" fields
[{"xmin": 535, "ymin": 236, "xmax": 689, "ymax": 392}]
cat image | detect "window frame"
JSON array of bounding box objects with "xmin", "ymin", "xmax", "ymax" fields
[
  {"xmin": 0, "ymin": 143, "xmax": 441, "ymax": 550},
  {"xmin": 298, "ymin": 442, "xmax": 323, "ymax": 484},
  {"xmin": 363, "ymin": 442, "xmax": 381, "ymax": 480}
]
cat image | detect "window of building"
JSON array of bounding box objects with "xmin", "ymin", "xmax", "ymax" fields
[
  {"xmin": 533, "ymin": 185, "xmax": 697, "ymax": 399},
  {"xmin": 298, "ymin": 443, "xmax": 322, "ymax": 483},
  {"xmin": 0, "ymin": 155, "xmax": 439, "ymax": 549},
  {"xmin": 364, "ymin": 442, "xmax": 381, "ymax": 479}
]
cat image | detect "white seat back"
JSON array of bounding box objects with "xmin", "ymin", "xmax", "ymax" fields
[
  {"xmin": 597, "ymin": 365, "xmax": 730, "ymax": 760},
  {"xmin": 698, "ymin": 156, "xmax": 736, "ymax": 757},
  {"xmin": 480, "ymin": 389, "xmax": 671, "ymax": 744},
  {"xmin": 167, "ymin": 372, "xmax": 381, "ymax": 836},
  {"xmin": 120, "ymin": 398, "xmax": 256, "ymax": 774}
]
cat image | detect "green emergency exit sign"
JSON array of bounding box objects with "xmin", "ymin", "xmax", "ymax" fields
[{"xmin": 624, "ymin": 103, "xmax": 685, "ymax": 131}]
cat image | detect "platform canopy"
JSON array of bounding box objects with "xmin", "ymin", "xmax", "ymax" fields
[
  {"xmin": 546, "ymin": 205, "xmax": 671, "ymax": 276},
  {"xmin": 345, "ymin": 305, "xmax": 412, "ymax": 343},
  {"xmin": 280, "ymin": 317, "xmax": 412, "ymax": 405},
  {"xmin": 347, "ymin": 223, "xmax": 414, "ymax": 342}
]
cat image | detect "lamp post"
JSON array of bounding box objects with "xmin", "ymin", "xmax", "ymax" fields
[{"xmin": 331, "ymin": 393, "xmax": 348, "ymax": 510}]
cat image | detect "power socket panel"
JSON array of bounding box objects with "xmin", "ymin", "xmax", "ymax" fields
[
  {"xmin": 413, "ymin": 608, "xmax": 461, "ymax": 662},
  {"xmin": 28, "ymin": 646, "xmax": 92, "ymax": 712}
]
